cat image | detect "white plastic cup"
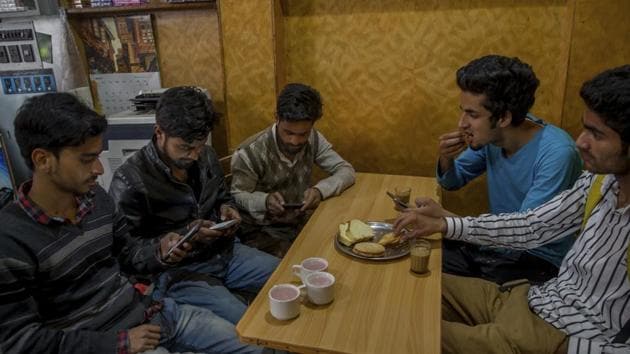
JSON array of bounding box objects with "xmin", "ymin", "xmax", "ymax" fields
[
  {"xmin": 292, "ymin": 257, "xmax": 328, "ymax": 280},
  {"xmin": 301, "ymin": 271, "xmax": 335, "ymax": 305},
  {"xmin": 268, "ymin": 284, "xmax": 301, "ymax": 320}
]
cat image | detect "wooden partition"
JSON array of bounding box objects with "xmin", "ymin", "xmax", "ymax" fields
[
  {"xmin": 219, "ymin": 0, "xmax": 630, "ymax": 216},
  {"xmin": 561, "ymin": 0, "xmax": 630, "ymax": 139},
  {"xmin": 218, "ymin": 0, "xmax": 280, "ymax": 149}
]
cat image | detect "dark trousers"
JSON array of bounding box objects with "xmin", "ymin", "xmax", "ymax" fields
[{"xmin": 442, "ymin": 240, "xmax": 559, "ymax": 285}]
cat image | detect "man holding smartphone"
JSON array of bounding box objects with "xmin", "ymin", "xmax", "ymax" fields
[
  {"xmin": 231, "ymin": 83, "xmax": 356, "ymax": 257},
  {"xmin": 0, "ymin": 92, "xmax": 263, "ymax": 353},
  {"xmin": 109, "ymin": 87, "xmax": 278, "ymax": 353}
]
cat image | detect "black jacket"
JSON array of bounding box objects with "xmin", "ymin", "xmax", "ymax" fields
[{"xmin": 109, "ymin": 139, "xmax": 234, "ymax": 274}]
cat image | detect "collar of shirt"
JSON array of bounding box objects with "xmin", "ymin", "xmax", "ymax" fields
[
  {"xmin": 603, "ymin": 175, "xmax": 630, "ymax": 215},
  {"xmin": 271, "ymin": 123, "xmax": 307, "ymax": 167},
  {"xmin": 16, "ymin": 180, "xmax": 95, "ymax": 225}
]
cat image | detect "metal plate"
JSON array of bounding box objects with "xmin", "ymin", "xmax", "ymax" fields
[{"xmin": 334, "ymin": 221, "xmax": 409, "ymax": 261}]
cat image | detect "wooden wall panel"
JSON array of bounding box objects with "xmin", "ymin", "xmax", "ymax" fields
[
  {"xmin": 282, "ymin": 0, "xmax": 572, "ymax": 215},
  {"xmin": 561, "ymin": 0, "xmax": 630, "ymax": 140},
  {"xmin": 219, "ymin": 0, "xmax": 278, "ymax": 149},
  {"xmin": 153, "ymin": 9, "xmax": 229, "ymax": 156}
]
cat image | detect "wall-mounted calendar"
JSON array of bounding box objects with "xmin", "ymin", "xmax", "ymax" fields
[
  {"xmin": 76, "ymin": 14, "xmax": 161, "ymax": 116},
  {"xmin": 90, "ymin": 72, "xmax": 160, "ymax": 116}
]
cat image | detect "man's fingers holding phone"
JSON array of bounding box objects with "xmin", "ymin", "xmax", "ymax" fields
[
  {"xmin": 266, "ymin": 192, "xmax": 286, "ymax": 215},
  {"xmin": 196, "ymin": 223, "xmax": 227, "ymax": 242},
  {"xmin": 160, "ymin": 232, "xmax": 192, "ymax": 263}
]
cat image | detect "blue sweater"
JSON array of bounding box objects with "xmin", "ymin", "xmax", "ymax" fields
[{"xmin": 437, "ymin": 115, "xmax": 583, "ymax": 266}]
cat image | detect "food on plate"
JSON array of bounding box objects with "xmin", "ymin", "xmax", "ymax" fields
[
  {"xmin": 338, "ymin": 219, "xmax": 375, "ymax": 246},
  {"xmin": 352, "ymin": 242, "xmax": 385, "ymax": 258},
  {"xmin": 378, "ymin": 232, "xmax": 400, "ymax": 246}
]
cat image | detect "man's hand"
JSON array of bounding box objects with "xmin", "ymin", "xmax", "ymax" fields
[
  {"xmin": 219, "ymin": 204, "xmax": 241, "ymax": 236},
  {"xmin": 409, "ymin": 197, "xmax": 457, "ymax": 218},
  {"xmin": 159, "ymin": 232, "xmax": 191, "ymax": 263},
  {"xmin": 393, "ymin": 210, "xmax": 447, "ymax": 239},
  {"xmin": 195, "ymin": 220, "xmax": 228, "ymax": 243},
  {"xmin": 301, "ymin": 188, "xmax": 322, "ymax": 211},
  {"xmin": 128, "ymin": 324, "xmax": 161, "ymax": 354},
  {"xmin": 266, "ymin": 192, "xmax": 286, "ymax": 216},
  {"xmin": 438, "ymin": 130, "xmax": 467, "ymax": 173}
]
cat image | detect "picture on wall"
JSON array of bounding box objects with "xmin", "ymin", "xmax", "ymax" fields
[
  {"xmin": 76, "ymin": 14, "xmax": 162, "ymax": 115},
  {"xmin": 78, "ymin": 14, "xmax": 159, "ymax": 74}
]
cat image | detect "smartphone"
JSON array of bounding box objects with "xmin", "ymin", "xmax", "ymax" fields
[
  {"xmin": 209, "ymin": 219, "xmax": 239, "ymax": 230},
  {"xmin": 386, "ymin": 191, "xmax": 410, "ymax": 209},
  {"xmin": 283, "ymin": 202, "xmax": 305, "ymax": 209},
  {"xmin": 166, "ymin": 222, "xmax": 201, "ymax": 257}
]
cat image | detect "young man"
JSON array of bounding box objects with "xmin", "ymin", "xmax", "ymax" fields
[
  {"xmin": 0, "ymin": 93, "xmax": 262, "ymax": 353},
  {"xmin": 231, "ymin": 83, "xmax": 356, "ymax": 257},
  {"xmin": 436, "ymin": 55, "xmax": 582, "ymax": 283},
  {"xmin": 109, "ymin": 87, "xmax": 277, "ymax": 351},
  {"xmin": 395, "ymin": 65, "xmax": 630, "ymax": 353}
]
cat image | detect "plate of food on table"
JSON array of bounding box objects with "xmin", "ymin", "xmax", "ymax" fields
[{"xmin": 334, "ymin": 219, "xmax": 409, "ymax": 260}]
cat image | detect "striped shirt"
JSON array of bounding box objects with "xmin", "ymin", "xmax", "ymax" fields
[{"xmin": 445, "ymin": 172, "xmax": 630, "ymax": 354}]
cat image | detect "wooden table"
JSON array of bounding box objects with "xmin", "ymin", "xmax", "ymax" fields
[{"xmin": 236, "ymin": 173, "xmax": 442, "ymax": 354}]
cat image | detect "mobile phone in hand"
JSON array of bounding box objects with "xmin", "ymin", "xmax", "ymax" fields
[
  {"xmin": 208, "ymin": 219, "xmax": 239, "ymax": 230},
  {"xmin": 166, "ymin": 222, "xmax": 201, "ymax": 257},
  {"xmin": 386, "ymin": 191, "xmax": 409, "ymax": 209},
  {"xmin": 283, "ymin": 202, "xmax": 305, "ymax": 209}
]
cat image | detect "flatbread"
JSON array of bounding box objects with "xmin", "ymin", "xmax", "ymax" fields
[
  {"xmin": 352, "ymin": 242, "xmax": 385, "ymax": 258},
  {"xmin": 378, "ymin": 232, "xmax": 400, "ymax": 246}
]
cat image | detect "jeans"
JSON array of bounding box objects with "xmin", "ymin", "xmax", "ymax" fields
[
  {"xmin": 145, "ymin": 297, "xmax": 262, "ymax": 354},
  {"xmin": 153, "ymin": 241, "xmax": 279, "ymax": 327}
]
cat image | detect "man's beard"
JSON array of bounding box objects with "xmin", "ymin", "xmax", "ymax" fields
[{"xmin": 172, "ymin": 158, "xmax": 195, "ymax": 170}]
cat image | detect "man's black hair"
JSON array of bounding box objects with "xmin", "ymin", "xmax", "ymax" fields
[
  {"xmin": 456, "ymin": 55, "xmax": 539, "ymax": 126},
  {"xmin": 156, "ymin": 86, "xmax": 217, "ymax": 143},
  {"xmin": 580, "ymin": 65, "xmax": 630, "ymax": 144},
  {"xmin": 276, "ymin": 83, "xmax": 322, "ymax": 122},
  {"xmin": 14, "ymin": 92, "xmax": 107, "ymax": 170}
]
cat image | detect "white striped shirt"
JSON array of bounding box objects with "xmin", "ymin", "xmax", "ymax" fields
[{"xmin": 445, "ymin": 172, "xmax": 630, "ymax": 354}]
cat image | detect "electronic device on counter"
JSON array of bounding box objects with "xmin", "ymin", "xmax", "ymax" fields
[
  {"xmin": 130, "ymin": 87, "xmax": 210, "ymax": 111},
  {"xmin": 129, "ymin": 88, "xmax": 167, "ymax": 111}
]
